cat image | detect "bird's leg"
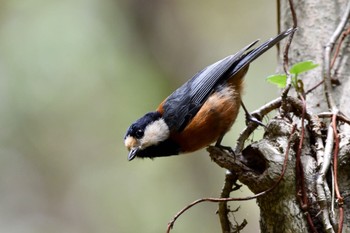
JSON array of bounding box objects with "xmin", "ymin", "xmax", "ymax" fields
[
  {"xmin": 241, "ymin": 100, "xmax": 265, "ymax": 127},
  {"xmin": 215, "ymin": 135, "xmax": 235, "ymax": 155}
]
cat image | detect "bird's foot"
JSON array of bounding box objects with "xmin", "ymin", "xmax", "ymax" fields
[
  {"xmin": 245, "ymin": 113, "xmax": 266, "ymax": 128},
  {"xmin": 214, "ymin": 142, "xmax": 235, "ymax": 156}
]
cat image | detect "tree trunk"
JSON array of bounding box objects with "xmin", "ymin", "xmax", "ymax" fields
[{"xmin": 211, "ymin": 0, "xmax": 350, "ymax": 232}]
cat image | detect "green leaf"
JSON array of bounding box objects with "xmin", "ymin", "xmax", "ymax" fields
[
  {"xmin": 266, "ymin": 74, "xmax": 287, "ymax": 88},
  {"xmin": 289, "ymin": 60, "xmax": 319, "ymax": 75}
]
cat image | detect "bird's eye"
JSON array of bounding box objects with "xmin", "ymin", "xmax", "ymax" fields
[{"xmin": 135, "ymin": 129, "xmax": 143, "ymax": 138}]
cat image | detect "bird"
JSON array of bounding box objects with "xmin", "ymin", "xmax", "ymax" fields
[{"xmin": 124, "ymin": 28, "xmax": 295, "ymax": 161}]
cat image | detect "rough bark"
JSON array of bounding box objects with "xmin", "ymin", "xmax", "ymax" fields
[
  {"xmin": 279, "ymin": 0, "xmax": 350, "ymax": 119},
  {"xmin": 211, "ymin": 0, "xmax": 350, "ymax": 232}
]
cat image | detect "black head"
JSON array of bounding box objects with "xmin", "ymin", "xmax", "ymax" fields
[
  {"xmin": 124, "ymin": 111, "xmax": 172, "ymax": 160},
  {"xmin": 125, "ymin": 112, "xmax": 161, "ymax": 139}
]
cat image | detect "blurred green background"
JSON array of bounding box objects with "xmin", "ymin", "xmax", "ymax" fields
[{"xmin": 0, "ymin": 0, "xmax": 280, "ymax": 232}]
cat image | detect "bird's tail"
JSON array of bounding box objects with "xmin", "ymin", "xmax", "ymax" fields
[{"xmin": 229, "ymin": 28, "xmax": 296, "ymax": 76}]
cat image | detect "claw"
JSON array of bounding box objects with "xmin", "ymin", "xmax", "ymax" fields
[{"xmin": 241, "ymin": 100, "xmax": 265, "ymax": 127}]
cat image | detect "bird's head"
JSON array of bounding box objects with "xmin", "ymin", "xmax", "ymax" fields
[{"xmin": 124, "ymin": 111, "xmax": 170, "ymax": 160}]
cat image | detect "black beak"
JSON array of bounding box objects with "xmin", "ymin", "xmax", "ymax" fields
[{"xmin": 128, "ymin": 148, "xmax": 139, "ymax": 161}]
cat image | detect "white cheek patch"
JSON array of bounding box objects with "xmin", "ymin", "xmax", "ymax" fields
[
  {"xmin": 141, "ymin": 119, "xmax": 170, "ymax": 148},
  {"xmin": 124, "ymin": 136, "xmax": 139, "ymax": 151}
]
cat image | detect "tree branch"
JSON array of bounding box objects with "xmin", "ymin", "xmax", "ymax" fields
[{"xmin": 323, "ymin": 0, "xmax": 350, "ymax": 110}]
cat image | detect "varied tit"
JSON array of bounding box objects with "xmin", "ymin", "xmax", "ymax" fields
[{"xmin": 124, "ymin": 28, "xmax": 295, "ymax": 161}]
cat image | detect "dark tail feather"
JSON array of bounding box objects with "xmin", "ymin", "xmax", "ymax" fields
[{"xmin": 230, "ymin": 28, "xmax": 296, "ymax": 76}]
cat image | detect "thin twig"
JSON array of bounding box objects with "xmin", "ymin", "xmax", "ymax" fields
[
  {"xmin": 316, "ymin": 123, "xmax": 335, "ymax": 233},
  {"xmin": 235, "ymin": 97, "xmax": 282, "ymax": 153},
  {"xmin": 235, "ymin": 96, "xmax": 324, "ymax": 155},
  {"xmin": 283, "ymin": 0, "xmax": 297, "ymax": 74},
  {"xmin": 295, "ymin": 95, "xmax": 306, "ymax": 207},
  {"xmin": 318, "ymin": 112, "xmax": 350, "ymax": 125},
  {"xmin": 330, "ymin": 26, "xmax": 350, "ymax": 69},
  {"xmin": 281, "ymin": 0, "xmax": 297, "ymax": 99},
  {"xmin": 218, "ymin": 172, "xmax": 240, "ymax": 233},
  {"xmin": 332, "ymin": 114, "xmax": 344, "ymax": 233},
  {"xmin": 305, "ymin": 80, "xmax": 324, "ymax": 95},
  {"xmin": 323, "ymin": 0, "xmax": 350, "ymax": 110},
  {"xmin": 295, "ymin": 95, "xmax": 319, "ymax": 233},
  {"xmin": 316, "ymin": 162, "xmax": 333, "ymax": 229}
]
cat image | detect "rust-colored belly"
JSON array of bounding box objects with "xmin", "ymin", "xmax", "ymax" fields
[{"xmin": 171, "ymin": 78, "xmax": 243, "ymax": 152}]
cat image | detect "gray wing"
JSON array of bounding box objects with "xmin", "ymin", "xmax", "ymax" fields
[
  {"xmin": 161, "ymin": 40, "xmax": 259, "ymax": 132},
  {"xmin": 162, "ymin": 28, "xmax": 295, "ymax": 132},
  {"xmin": 228, "ymin": 28, "xmax": 296, "ymax": 77}
]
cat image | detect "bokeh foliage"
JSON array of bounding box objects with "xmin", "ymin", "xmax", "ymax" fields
[{"xmin": 0, "ymin": 0, "xmax": 279, "ymax": 232}]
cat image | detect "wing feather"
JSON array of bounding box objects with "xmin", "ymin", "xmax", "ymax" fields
[{"xmin": 162, "ymin": 28, "xmax": 295, "ymax": 131}]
